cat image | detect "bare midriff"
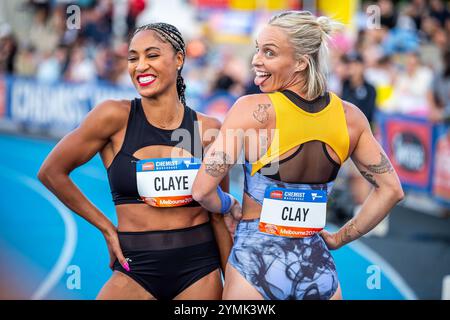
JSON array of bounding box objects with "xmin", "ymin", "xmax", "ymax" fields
[{"xmin": 116, "ymin": 204, "xmax": 209, "ymax": 232}]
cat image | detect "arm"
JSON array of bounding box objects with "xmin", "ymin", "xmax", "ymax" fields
[
  {"xmin": 192, "ymin": 96, "xmax": 260, "ymax": 212},
  {"xmin": 321, "ymin": 107, "xmax": 404, "ymax": 249},
  {"xmin": 210, "ymin": 175, "xmax": 233, "ymax": 272},
  {"xmin": 37, "ymin": 100, "xmax": 130, "ymax": 270},
  {"xmin": 197, "ymin": 113, "xmax": 234, "ymax": 272}
]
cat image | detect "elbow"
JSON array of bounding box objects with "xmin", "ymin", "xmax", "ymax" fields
[
  {"xmin": 37, "ymin": 165, "xmax": 50, "ymax": 185},
  {"xmin": 192, "ymin": 182, "xmax": 216, "ymax": 205},
  {"xmin": 395, "ymin": 186, "xmax": 405, "ymax": 202},
  {"xmin": 377, "ymin": 180, "xmax": 404, "ymax": 204},
  {"xmin": 388, "ymin": 183, "xmax": 405, "ymax": 203},
  {"xmin": 191, "ymin": 182, "xmax": 207, "ymax": 203},
  {"xmin": 192, "ymin": 188, "xmax": 207, "ymax": 204},
  {"xmin": 37, "ymin": 164, "xmax": 61, "ymax": 189}
]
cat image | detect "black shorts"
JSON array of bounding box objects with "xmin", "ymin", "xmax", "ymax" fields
[{"xmin": 113, "ymin": 221, "xmax": 220, "ymax": 300}]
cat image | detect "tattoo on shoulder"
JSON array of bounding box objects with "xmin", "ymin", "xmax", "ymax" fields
[
  {"xmin": 253, "ymin": 104, "xmax": 271, "ymax": 123},
  {"xmin": 365, "ymin": 153, "xmax": 393, "ymax": 174},
  {"xmin": 205, "ymin": 151, "xmax": 231, "ymax": 177},
  {"xmin": 360, "ymin": 170, "xmax": 380, "ymax": 188}
]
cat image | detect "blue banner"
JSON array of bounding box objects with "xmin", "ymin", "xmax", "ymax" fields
[{"xmin": 2, "ymin": 75, "xmax": 137, "ymax": 133}]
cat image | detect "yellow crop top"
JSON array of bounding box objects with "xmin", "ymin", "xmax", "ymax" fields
[{"xmin": 250, "ymin": 91, "xmax": 350, "ymax": 176}]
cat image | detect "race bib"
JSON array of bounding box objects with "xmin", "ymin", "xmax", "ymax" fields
[
  {"xmin": 136, "ymin": 157, "xmax": 201, "ymax": 207},
  {"xmin": 259, "ymin": 187, "xmax": 327, "ymax": 238}
]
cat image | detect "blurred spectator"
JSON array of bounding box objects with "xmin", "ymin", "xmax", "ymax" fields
[
  {"xmin": 379, "ymin": 0, "xmax": 398, "ymax": 29},
  {"xmin": 327, "ymin": 53, "xmax": 349, "ymax": 95},
  {"xmin": 384, "ymin": 51, "xmax": 433, "ymax": 117},
  {"xmin": 219, "ymin": 51, "xmax": 247, "ymax": 97},
  {"xmin": 341, "ymin": 52, "xmax": 377, "ymax": 123},
  {"xmin": 382, "ymin": 14, "xmax": 419, "ymax": 55},
  {"xmin": 429, "ymin": 0, "xmax": 450, "ymax": 28},
  {"xmin": 0, "ymin": 25, "xmax": 17, "ymax": 74},
  {"xmin": 93, "ymin": 45, "xmax": 114, "ymax": 82},
  {"xmin": 14, "ymin": 45, "xmax": 37, "ymax": 77},
  {"xmin": 406, "ymin": 0, "xmax": 428, "ymax": 30},
  {"xmin": 212, "ymin": 73, "xmax": 235, "ymax": 93},
  {"xmin": 28, "ymin": 3, "xmax": 60, "ymax": 55},
  {"xmin": 36, "ymin": 45, "xmax": 68, "ymax": 83},
  {"xmin": 206, "ymin": 49, "xmax": 246, "ymax": 97},
  {"xmin": 365, "ymin": 55, "xmax": 396, "ymax": 110},
  {"xmin": 360, "ymin": 25, "xmax": 388, "ymax": 67},
  {"xmin": 419, "ymin": 16, "xmax": 441, "ymax": 43},
  {"xmin": 54, "ymin": 3, "xmax": 79, "ymax": 47},
  {"xmin": 64, "ymin": 47, "xmax": 96, "ymax": 83},
  {"xmin": 430, "ymin": 50, "xmax": 450, "ymax": 122},
  {"xmin": 110, "ymin": 42, "xmax": 133, "ymax": 87},
  {"xmin": 80, "ymin": 0, "xmax": 114, "ymax": 45},
  {"xmin": 127, "ymin": 0, "xmax": 147, "ymax": 36}
]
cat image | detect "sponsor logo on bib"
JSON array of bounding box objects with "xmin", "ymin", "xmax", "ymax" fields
[
  {"xmin": 270, "ymin": 190, "xmax": 283, "ymax": 199},
  {"xmin": 142, "ymin": 162, "xmax": 155, "ymax": 171}
]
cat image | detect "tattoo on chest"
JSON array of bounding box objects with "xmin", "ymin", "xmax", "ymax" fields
[
  {"xmin": 205, "ymin": 151, "xmax": 231, "ymax": 177},
  {"xmin": 253, "ymin": 104, "xmax": 271, "ymax": 123}
]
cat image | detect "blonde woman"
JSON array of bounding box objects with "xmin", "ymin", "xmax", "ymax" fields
[{"xmin": 192, "ymin": 11, "xmax": 404, "ymax": 300}]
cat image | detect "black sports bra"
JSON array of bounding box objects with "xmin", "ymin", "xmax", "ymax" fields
[{"xmin": 106, "ymin": 99, "xmax": 203, "ymax": 206}]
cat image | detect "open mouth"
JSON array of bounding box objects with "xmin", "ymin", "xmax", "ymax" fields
[
  {"xmin": 254, "ymin": 71, "xmax": 271, "ymax": 86},
  {"xmin": 136, "ymin": 74, "xmax": 156, "ymax": 87}
]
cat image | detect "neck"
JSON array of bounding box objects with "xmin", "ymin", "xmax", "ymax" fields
[
  {"xmin": 283, "ymin": 78, "xmax": 309, "ymax": 98},
  {"xmin": 285, "ymin": 85, "xmax": 318, "ymax": 101},
  {"xmin": 141, "ymin": 88, "xmax": 183, "ymax": 127}
]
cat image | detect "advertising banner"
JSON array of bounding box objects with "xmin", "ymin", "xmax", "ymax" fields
[
  {"xmin": 380, "ymin": 114, "xmax": 433, "ymax": 191},
  {"xmin": 4, "ymin": 76, "xmax": 136, "ymax": 133},
  {"xmin": 432, "ymin": 124, "xmax": 450, "ymax": 204}
]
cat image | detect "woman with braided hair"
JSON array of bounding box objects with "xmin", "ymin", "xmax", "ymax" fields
[{"xmin": 38, "ymin": 22, "xmax": 235, "ymax": 300}]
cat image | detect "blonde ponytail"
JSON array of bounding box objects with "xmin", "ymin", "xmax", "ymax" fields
[{"xmin": 269, "ymin": 11, "xmax": 342, "ymax": 99}]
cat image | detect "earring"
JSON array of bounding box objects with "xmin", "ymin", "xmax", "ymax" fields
[{"xmin": 177, "ymin": 66, "xmax": 181, "ymax": 70}]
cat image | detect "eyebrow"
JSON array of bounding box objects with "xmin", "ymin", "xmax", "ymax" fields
[
  {"xmin": 255, "ymin": 41, "xmax": 279, "ymax": 49},
  {"xmin": 128, "ymin": 46, "xmax": 161, "ymax": 54},
  {"xmin": 262, "ymin": 43, "xmax": 279, "ymax": 49}
]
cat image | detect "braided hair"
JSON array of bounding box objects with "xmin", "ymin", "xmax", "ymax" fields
[{"xmin": 132, "ymin": 23, "xmax": 187, "ymax": 106}]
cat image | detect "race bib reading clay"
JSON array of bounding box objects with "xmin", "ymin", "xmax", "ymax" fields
[
  {"xmin": 259, "ymin": 187, "xmax": 327, "ymax": 238},
  {"xmin": 136, "ymin": 158, "xmax": 201, "ymax": 207}
]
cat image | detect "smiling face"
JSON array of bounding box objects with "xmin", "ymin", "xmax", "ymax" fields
[
  {"xmin": 128, "ymin": 29, "xmax": 183, "ymax": 98},
  {"xmin": 252, "ymin": 25, "xmax": 306, "ymax": 93}
]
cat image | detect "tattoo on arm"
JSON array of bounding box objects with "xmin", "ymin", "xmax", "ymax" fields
[
  {"xmin": 205, "ymin": 151, "xmax": 231, "ymax": 177},
  {"xmin": 340, "ymin": 219, "xmax": 363, "ymax": 245},
  {"xmin": 253, "ymin": 104, "xmax": 270, "ymax": 123},
  {"xmin": 359, "ymin": 153, "xmax": 393, "ymax": 187},
  {"xmin": 360, "ymin": 170, "xmax": 380, "ymax": 188},
  {"xmin": 365, "ymin": 153, "xmax": 393, "ymax": 174},
  {"xmin": 340, "ymin": 223, "xmax": 352, "ymax": 245}
]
